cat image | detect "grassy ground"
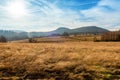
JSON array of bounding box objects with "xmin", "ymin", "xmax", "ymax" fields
[{"xmin": 0, "ymin": 42, "xmax": 120, "ymax": 80}]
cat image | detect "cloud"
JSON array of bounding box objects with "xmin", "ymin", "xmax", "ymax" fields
[
  {"xmin": 0, "ymin": 0, "xmax": 80, "ymax": 31},
  {"xmin": 81, "ymin": 0, "xmax": 120, "ymax": 30},
  {"xmin": 0, "ymin": 0, "xmax": 119, "ymax": 31}
]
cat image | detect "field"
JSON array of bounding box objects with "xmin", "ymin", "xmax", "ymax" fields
[{"xmin": 0, "ymin": 42, "xmax": 120, "ymax": 80}]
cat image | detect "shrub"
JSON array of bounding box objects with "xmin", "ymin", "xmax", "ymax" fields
[
  {"xmin": 0, "ymin": 36, "xmax": 7, "ymax": 42},
  {"xmin": 29, "ymin": 38, "xmax": 37, "ymax": 43}
]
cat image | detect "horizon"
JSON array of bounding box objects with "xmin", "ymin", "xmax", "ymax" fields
[
  {"xmin": 0, "ymin": 0, "xmax": 120, "ymax": 31},
  {"xmin": 0, "ymin": 26, "xmax": 112, "ymax": 32}
]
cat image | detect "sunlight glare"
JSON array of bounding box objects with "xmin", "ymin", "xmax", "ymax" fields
[{"xmin": 5, "ymin": 0, "xmax": 28, "ymax": 19}]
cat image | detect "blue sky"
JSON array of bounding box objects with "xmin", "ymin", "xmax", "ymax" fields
[{"xmin": 0, "ymin": 0, "xmax": 120, "ymax": 31}]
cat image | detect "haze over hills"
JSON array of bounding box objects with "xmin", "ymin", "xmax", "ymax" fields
[
  {"xmin": 29, "ymin": 26, "xmax": 109, "ymax": 38},
  {"xmin": 51, "ymin": 26, "xmax": 109, "ymax": 34},
  {"xmin": 0, "ymin": 26, "xmax": 109, "ymax": 41}
]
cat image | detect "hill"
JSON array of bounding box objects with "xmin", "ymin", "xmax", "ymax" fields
[
  {"xmin": 0, "ymin": 30, "xmax": 28, "ymax": 41},
  {"xmin": 72, "ymin": 26, "xmax": 109, "ymax": 34},
  {"xmin": 0, "ymin": 26, "xmax": 109, "ymax": 41},
  {"xmin": 29, "ymin": 26, "xmax": 109, "ymax": 37}
]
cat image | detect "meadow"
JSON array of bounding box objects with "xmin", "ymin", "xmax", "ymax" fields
[{"xmin": 0, "ymin": 42, "xmax": 120, "ymax": 80}]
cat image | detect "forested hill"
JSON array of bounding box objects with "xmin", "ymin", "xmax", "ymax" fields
[
  {"xmin": 0, "ymin": 30, "xmax": 28, "ymax": 41},
  {"xmin": 0, "ymin": 26, "xmax": 109, "ymax": 41}
]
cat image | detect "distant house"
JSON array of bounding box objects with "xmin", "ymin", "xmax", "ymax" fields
[{"xmin": 101, "ymin": 30, "xmax": 120, "ymax": 41}]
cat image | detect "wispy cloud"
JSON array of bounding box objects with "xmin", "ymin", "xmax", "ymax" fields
[
  {"xmin": 0, "ymin": 0, "xmax": 119, "ymax": 31},
  {"xmin": 81, "ymin": 0, "xmax": 120, "ymax": 30}
]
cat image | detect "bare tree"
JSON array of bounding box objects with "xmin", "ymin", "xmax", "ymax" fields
[{"xmin": 101, "ymin": 30, "xmax": 120, "ymax": 41}]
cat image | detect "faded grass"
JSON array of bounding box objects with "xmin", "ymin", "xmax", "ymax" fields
[{"xmin": 0, "ymin": 42, "xmax": 120, "ymax": 79}]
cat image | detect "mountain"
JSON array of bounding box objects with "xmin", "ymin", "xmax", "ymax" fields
[
  {"xmin": 0, "ymin": 26, "xmax": 109, "ymax": 41},
  {"xmin": 48, "ymin": 27, "xmax": 71, "ymax": 34},
  {"xmin": 47, "ymin": 26, "xmax": 109, "ymax": 35},
  {"xmin": 28, "ymin": 26, "xmax": 109, "ymax": 38},
  {"xmin": 12, "ymin": 30, "xmax": 25, "ymax": 33},
  {"xmin": 28, "ymin": 27, "xmax": 71, "ymax": 38},
  {"xmin": 71, "ymin": 26, "xmax": 109, "ymax": 34},
  {"xmin": 0, "ymin": 30, "xmax": 28, "ymax": 41},
  {"xmin": 51, "ymin": 27, "xmax": 71, "ymax": 34}
]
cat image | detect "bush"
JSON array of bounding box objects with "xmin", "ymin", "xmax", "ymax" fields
[
  {"xmin": 29, "ymin": 38, "xmax": 37, "ymax": 43},
  {"xmin": 0, "ymin": 36, "xmax": 7, "ymax": 42}
]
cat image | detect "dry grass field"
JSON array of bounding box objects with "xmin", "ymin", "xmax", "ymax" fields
[{"xmin": 0, "ymin": 42, "xmax": 120, "ymax": 80}]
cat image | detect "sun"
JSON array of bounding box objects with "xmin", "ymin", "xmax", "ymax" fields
[{"xmin": 5, "ymin": 0, "xmax": 28, "ymax": 19}]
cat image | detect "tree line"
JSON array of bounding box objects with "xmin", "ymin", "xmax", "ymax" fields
[{"xmin": 101, "ymin": 30, "xmax": 120, "ymax": 41}]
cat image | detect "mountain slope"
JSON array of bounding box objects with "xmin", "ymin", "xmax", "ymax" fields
[
  {"xmin": 72, "ymin": 26, "xmax": 109, "ymax": 34},
  {"xmin": 0, "ymin": 30, "xmax": 28, "ymax": 41},
  {"xmin": 0, "ymin": 26, "xmax": 109, "ymax": 40},
  {"xmin": 49, "ymin": 27, "xmax": 71, "ymax": 34},
  {"xmin": 29, "ymin": 26, "xmax": 109, "ymax": 37}
]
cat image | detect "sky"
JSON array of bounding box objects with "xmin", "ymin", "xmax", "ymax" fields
[{"xmin": 0, "ymin": 0, "xmax": 120, "ymax": 31}]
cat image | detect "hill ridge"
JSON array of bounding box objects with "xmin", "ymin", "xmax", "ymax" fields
[{"xmin": 0, "ymin": 26, "xmax": 109, "ymax": 40}]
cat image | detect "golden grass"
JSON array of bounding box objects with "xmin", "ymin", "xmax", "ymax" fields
[{"xmin": 0, "ymin": 42, "xmax": 120, "ymax": 80}]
